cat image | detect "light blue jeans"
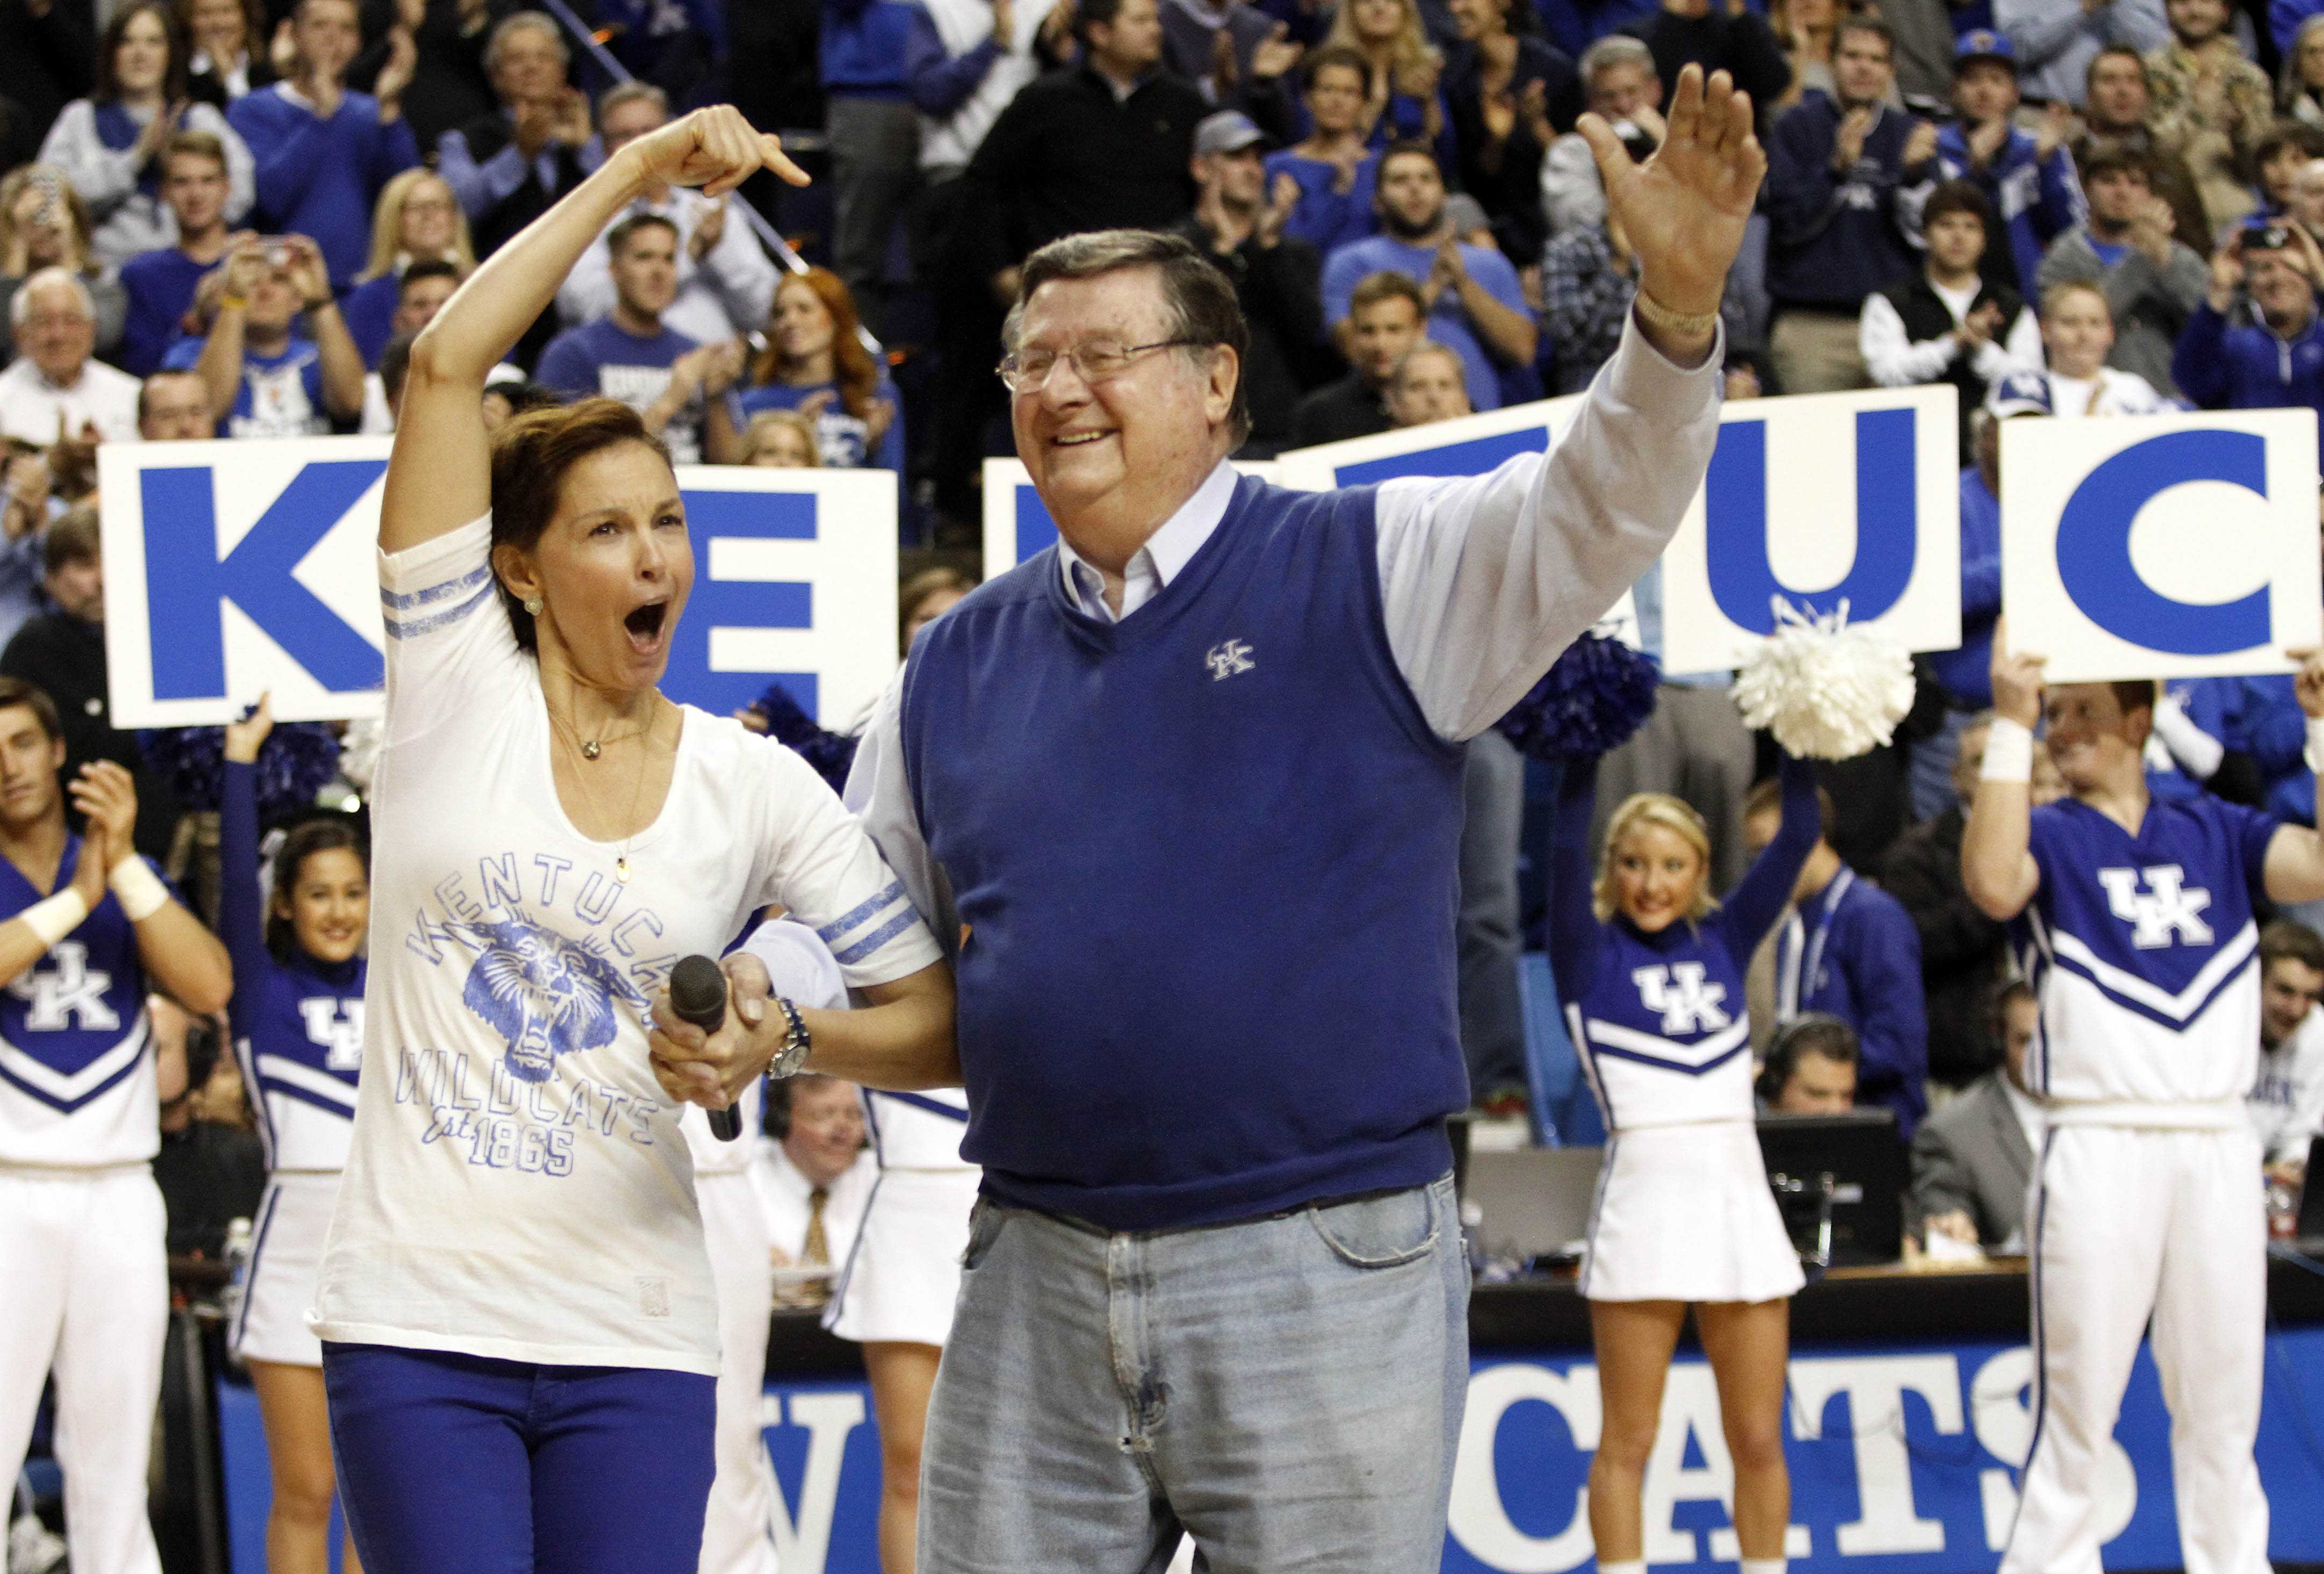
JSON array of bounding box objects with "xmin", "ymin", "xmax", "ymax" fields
[{"xmin": 920, "ymin": 1174, "xmax": 1469, "ymax": 1573}]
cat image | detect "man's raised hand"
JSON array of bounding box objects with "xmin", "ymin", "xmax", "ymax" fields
[
  {"xmin": 1578, "ymin": 64, "xmax": 1765, "ymax": 344},
  {"xmin": 622, "ymin": 106, "xmax": 810, "ymax": 200}
]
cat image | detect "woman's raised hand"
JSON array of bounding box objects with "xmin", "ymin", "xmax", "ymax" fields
[
  {"xmin": 623, "ymin": 106, "xmax": 810, "ymax": 200},
  {"xmin": 223, "ymin": 692, "xmax": 274, "ymax": 765}
]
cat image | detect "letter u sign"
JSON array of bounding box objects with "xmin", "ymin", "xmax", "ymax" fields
[
  {"xmin": 1999, "ymin": 411, "xmax": 2321, "ymax": 683},
  {"xmin": 1658, "ymin": 386, "xmax": 1963, "ymax": 674},
  {"xmin": 1707, "ymin": 408, "xmax": 1919, "ymax": 630}
]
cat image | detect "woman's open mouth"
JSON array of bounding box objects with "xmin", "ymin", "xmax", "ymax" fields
[{"xmin": 625, "ymin": 600, "xmax": 669, "ymax": 653}]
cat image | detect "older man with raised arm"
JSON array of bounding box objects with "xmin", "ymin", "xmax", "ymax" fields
[{"xmin": 810, "ymin": 63, "xmax": 1762, "ymax": 1571}]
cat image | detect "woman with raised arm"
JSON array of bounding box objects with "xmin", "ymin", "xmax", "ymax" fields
[
  {"xmin": 308, "ymin": 105, "xmax": 956, "ymax": 1574},
  {"xmin": 218, "ymin": 695, "xmax": 370, "ymax": 1574},
  {"xmin": 1544, "ymin": 748, "xmax": 1822, "ymax": 1574}
]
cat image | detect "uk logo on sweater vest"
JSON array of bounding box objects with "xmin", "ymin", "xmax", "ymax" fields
[
  {"xmin": 2098, "ymin": 865, "xmax": 2214, "ymax": 948},
  {"xmin": 1206, "ymin": 639, "xmax": 1255, "ymax": 680}
]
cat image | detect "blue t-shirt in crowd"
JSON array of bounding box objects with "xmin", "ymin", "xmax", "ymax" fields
[
  {"xmin": 733, "ymin": 375, "xmax": 904, "ymax": 471},
  {"xmin": 117, "ymin": 246, "xmax": 219, "ymax": 377},
  {"xmin": 535, "ymin": 316, "xmax": 705, "ymax": 462},
  {"xmin": 1320, "ymin": 234, "xmax": 1528, "ymax": 412},
  {"xmin": 1262, "ymin": 149, "xmax": 1380, "ymax": 257},
  {"xmin": 162, "ymin": 335, "xmax": 330, "ymax": 437},
  {"xmin": 339, "ymin": 274, "xmax": 402, "ymax": 369}
]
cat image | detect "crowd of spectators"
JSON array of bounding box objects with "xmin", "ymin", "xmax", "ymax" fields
[{"xmin": 4, "ymin": 0, "xmax": 2324, "ymax": 1242}]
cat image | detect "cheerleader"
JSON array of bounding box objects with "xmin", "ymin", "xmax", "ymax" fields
[
  {"xmin": 220, "ymin": 695, "xmax": 368, "ymax": 1574},
  {"xmin": 1546, "ymin": 750, "xmax": 1819, "ymax": 1574},
  {"xmin": 826, "ymin": 1080, "xmax": 975, "ymax": 1574}
]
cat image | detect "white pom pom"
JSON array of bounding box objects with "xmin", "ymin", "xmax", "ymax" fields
[{"xmin": 1731, "ymin": 599, "xmax": 1915, "ymax": 761}]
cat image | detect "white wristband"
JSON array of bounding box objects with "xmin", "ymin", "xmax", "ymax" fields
[
  {"xmin": 1982, "ymin": 717, "xmax": 2035, "ymax": 782},
  {"xmin": 2306, "ymin": 715, "xmax": 2324, "ymax": 775},
  {"xmin": 109, "ymin": 856, "xmax": 169, "ymax": 922},
  {"xmin": 20, "ymin": 889, "xmax": 89, "ymax": 950}
]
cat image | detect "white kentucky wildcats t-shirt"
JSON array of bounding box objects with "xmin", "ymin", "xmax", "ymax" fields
[{"xmin": 311, "ymin": 516, "xmax": 940, "ymax": 1374}]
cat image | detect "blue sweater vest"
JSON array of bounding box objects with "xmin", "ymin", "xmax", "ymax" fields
[{"xmin": 899, "ymin": 476, "xmax": 1469, "ymax": 1231}]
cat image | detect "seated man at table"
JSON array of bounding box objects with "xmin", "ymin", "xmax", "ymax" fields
[
  {"xmin": 1914, "ymin": 978, "xmax": 2041, "ymax": 1251},
  {"xmin": 749, "ymin": 1073, "xmax": 877, "ymax": 1311},
  {"xmin": 1757, "ymin": 1014, "xmax": 1862, "ymax": 1115}
]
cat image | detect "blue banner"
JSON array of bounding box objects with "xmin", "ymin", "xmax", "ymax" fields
[{"xmin": 216, "ymin": 1325, "xmax": 2324, "ymax": 1574}]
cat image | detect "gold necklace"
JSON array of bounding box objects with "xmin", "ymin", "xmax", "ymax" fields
[{"xmin": 552, "ymin": 699, "xmax": 660, "ymax": 882}]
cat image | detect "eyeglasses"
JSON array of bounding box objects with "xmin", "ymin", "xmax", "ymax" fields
[{"xmin": 995, "ymin": 338, "xmax": 1205, "ymax": 393}]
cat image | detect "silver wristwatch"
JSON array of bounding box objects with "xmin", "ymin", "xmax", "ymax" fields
[{"xmin": 766, "ymin": 993, "xmax": 812, "ymax": 1080}]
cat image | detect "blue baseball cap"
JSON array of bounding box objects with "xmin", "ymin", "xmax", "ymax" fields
[
  {"xmin": 1954, "ymin": 29, "xmax": 2016, "ymax": 66},
  {"xmin": 1987, "ymin": 371, "xmax": 2052, "ymax": 418}
]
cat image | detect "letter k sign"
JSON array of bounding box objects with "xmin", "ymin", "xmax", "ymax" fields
[{"xmin": 139, "ymin": 460, "xmax": 387, "ymax": 701}]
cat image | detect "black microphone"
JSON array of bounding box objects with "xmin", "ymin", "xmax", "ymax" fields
[{"xmin": 670, "ymin": 953, "xmax": 742, "ymax": 1142}]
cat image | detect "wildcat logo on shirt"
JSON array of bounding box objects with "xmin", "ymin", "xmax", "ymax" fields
[
  {"xmin": 1633, "ymin": 962, "xmax": 1731, "ymax": 1033},
  {"xmin": 2097, "ymin": 864, "xmax": 2215, "ymax": 949},
  {"xmin": 398, "ymin": 854, "xmax": 680, "ymax": 1174},
  {"xmin": 449, "ymin": 911, "xmax": 644, "ymax": 1083}
]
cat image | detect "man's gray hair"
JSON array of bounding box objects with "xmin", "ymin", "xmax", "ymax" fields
[
  {"xmin": 487, "ymin": 10, "xmax": 567, "ymax": 73},
  {"xmin": 1579, "ymin": 34, "xmax": 1654, "ymax": 87},
  {"xmin": 1004, "ymin": 229, "xmax": 1253, "ymax": 447},
  {"xmin": 11, "ymin": 267, "xmax": 95, "ymax": 328},
  {"xmin": 600, "ymin": 80, "xmax": 669, "ymax": 121},
  {"xmin": 1388, "ymin": 339, "xmax": 1462, "ymax": 390}
]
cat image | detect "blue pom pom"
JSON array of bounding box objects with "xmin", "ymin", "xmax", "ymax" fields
[
  {"xmin": 139, "ymin": 723, "xmax": 344, "ymax": 821},
  {"xmin": 1493, "ymin": 631, "xmax": 1661, "ymax": 760},
  {"xmin": 750, "ymin": 684, "xmax": 859, "ymax": 797}
]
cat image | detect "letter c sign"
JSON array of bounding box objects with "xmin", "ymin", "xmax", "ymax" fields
[{"xmin": 2000, "ymin": 411, "xmax": 2320, "ymax": 683}]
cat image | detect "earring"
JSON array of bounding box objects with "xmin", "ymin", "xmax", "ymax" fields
[{"xmin": 524, "ymin": 596, "xmax": 543, "ymax": 615}]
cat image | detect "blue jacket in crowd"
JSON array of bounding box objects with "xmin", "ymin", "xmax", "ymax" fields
[
  {"xmin": 2172, "ymin": 301, "xmax": 2324, "ymax": 438},
  {"xmin": 1925, "ymin": 465, "xmax": 2000, "ymax": 709},
  {"xmin": 1765, "ymin": 93, "xmax": 1937, "ymax": 312},
  {"xmin": 1935, "ymin": 122, "xmax": 2086, "ymax": 296},
  {"xmin": 1774, "ymin": 870, "xmax": 1930, "ymax": 1138},
  {"xmin": 823, "ymin": 0, "xmax": 921, "ymax": 95}
]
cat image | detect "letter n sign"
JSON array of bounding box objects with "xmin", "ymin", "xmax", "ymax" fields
[
  {"xmin": 1658, "ymin": 386, "xmax": 1962, "ymax": 675},
  {"xmin": 2000, "ymin": 410, "xmax": 2321, "ymax": 682}
]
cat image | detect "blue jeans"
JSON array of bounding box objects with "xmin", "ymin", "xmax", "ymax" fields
[
  {"xmin": 322, "ymin": 1342, "xmax": 717, "ymax": 1574},
  {"xmin": 921, "ymin": 1174, "xmax": 1469, "ymax": 1572}
]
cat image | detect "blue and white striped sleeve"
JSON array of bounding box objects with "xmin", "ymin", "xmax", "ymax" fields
[{"xmin": 376, "ymin": 513, "xmax": 524, "ymax": 742}]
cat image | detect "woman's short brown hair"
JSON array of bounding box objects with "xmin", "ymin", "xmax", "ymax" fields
[{"xmin": 487, "ymin": 398, "xmax": 672, "ymax": 652}]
